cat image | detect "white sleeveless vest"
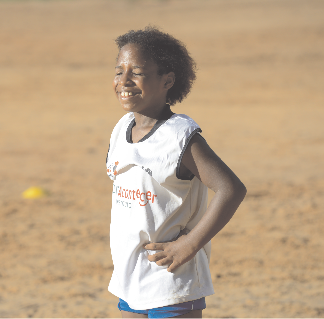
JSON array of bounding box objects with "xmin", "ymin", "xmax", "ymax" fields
[{"xmin": 106, "ymin": 112, "xmax": 214, "ymax": 310}]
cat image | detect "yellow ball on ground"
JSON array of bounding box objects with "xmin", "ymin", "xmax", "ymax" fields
[{"xmin": 22, "ymin": 187, "xmax": 47, "ymax": 199}]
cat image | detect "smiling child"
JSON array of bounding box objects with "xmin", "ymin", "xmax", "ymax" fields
[{"xmin": 106, "ymin": 26, "xmax": 246, "ymax": 318}]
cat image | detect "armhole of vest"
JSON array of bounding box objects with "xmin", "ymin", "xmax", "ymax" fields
[
  {"xmin": 106, "ymin": 144, "xmax": 110, "ymax": 165},
  {"xmin": 176, "ymin": 128, "xmax": 202, "ymax": 180}
]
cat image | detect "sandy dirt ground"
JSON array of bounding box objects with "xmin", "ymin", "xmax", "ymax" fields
[{"xmin": 0, "ymin": 0, "xmax": 324, "ymax": 317}]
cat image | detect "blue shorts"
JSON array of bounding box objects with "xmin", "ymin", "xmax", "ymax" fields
[{"xmin": 118, "ymin": 297, "xmax": 206, "ymax": 318}]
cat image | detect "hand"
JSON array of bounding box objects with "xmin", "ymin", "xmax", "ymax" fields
[{"xmin": 143, "ymin": 231, "xmax": 198, "ymax": 273}]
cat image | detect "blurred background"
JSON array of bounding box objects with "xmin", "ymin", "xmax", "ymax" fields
[{"xmin": 0, "ymin": 0, "xmax": 323, "ymax": 317}]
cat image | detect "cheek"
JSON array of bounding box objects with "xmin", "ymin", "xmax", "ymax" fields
[{"xmin": 112, "ymin": 79, "xmax": 118, "ymax": 92}]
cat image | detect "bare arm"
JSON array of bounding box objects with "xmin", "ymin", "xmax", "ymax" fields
[
  {"xmin": 144, "ymin": 134, "xmax": 247, "ymax": 272},
  {"xmin": 180, "ymin": 134, "xmax": 247, "ymax": 252}
]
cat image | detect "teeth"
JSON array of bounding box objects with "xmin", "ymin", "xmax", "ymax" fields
[{"xmin": 120, "ymin": 92, "xmax": 134, "ymax": 97}]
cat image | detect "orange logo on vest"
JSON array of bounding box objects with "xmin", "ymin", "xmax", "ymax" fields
[
  {"xmin": 113, "ymin": 184, "xmax": 157, "ymax": 207},
  {"xmin": 107, "ymin": 161, "xmax": 119, "ymax": 178}
]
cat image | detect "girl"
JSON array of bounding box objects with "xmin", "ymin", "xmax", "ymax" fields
[{"xmin": 106, "ymin": 26, "xmax": 246, "ymax": 318}]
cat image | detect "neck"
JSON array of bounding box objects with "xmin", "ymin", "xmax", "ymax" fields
[{"xmin": 133, "ymin": 104, "xmax": 173, "ymax": 128}]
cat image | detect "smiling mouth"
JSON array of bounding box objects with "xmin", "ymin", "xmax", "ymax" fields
[{"xmin": 120, "ymin": 92, "xmax": 140, "ymax": 97}]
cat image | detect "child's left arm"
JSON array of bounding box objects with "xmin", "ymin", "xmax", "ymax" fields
[{"xmin": 144, "ymin": 134, "xmax": 247, "ymax": 273}]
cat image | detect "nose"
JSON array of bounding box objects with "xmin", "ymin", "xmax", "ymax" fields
[{"xmin": 119, "ymin": 70, "xmax": 133, "ymax": 87}]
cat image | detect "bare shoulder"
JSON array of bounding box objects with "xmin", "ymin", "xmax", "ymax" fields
[{"xmin": 181, "ymin": 133, "xmax": 246, "ymax": 195}]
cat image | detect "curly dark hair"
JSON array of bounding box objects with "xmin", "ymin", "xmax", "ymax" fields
[{"xmin": 115, "ymin": 26, "xmax": 197, "ymax": 106}]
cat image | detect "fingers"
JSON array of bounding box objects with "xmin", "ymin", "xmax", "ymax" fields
[
  {"xmin": 167, "ymin": 261, "xmax": 180, "ymax": 273},
  {"xmin": 149, "ymin": 255, "xmax": 174, "ymax": 267},
  {"xmin": 143, "ymin": 242, "xmax": 165, "ymax": 250},
  {"xmin": 143, "ymin": 241, "xmax": 183, "ymax": 271},
  {"xmin": 156, "ymin": 257, "xmax": 173, "ymax": 267},
  {"xmin": 147, "ymin": 251, "xmax": 166, "ymax": 262}
]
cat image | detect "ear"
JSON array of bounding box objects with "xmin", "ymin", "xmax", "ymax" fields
[{"xmin": 163, "ymin": 72, "xmax": 175, "ymax": 90}]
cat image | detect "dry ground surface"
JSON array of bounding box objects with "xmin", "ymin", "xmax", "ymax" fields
[{"xmin": 0, "ymin": 0, "xmax": 324, "ymax": 317}]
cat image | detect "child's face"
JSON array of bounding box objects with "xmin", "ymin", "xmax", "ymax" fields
[{"xmin": 113, "ymin": 43, "xmax": 169, "ymax": 115}]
